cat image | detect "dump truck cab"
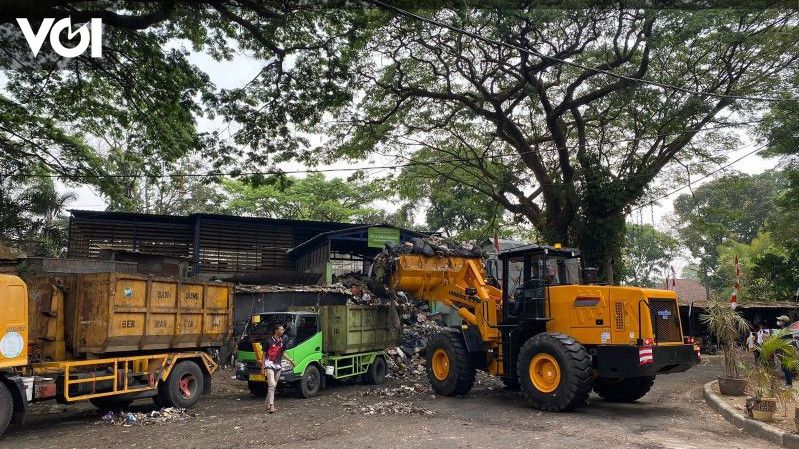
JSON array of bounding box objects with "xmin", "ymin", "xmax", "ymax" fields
[
  {"xmin": 498, "ymin": 245, "xmax": 700, "ymax": 395},
  {"xmin": 236, "ymin": 306, "xmax": 396, "ymax": 398},
  {"xmin": 0, "ymin": 275, "xmax": 30, "ymax": 436},
  {"xmin": 236, "ymin": 312, "xmax": 323, "ymax": 386}
]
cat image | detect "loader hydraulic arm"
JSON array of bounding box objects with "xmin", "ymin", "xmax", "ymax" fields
[{"xmin": 388, "ymin": 254, "xmax": 502, "ymax": 343}]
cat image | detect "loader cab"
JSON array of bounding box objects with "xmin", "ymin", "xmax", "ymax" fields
[{"xmin": 497, "ymin": 245, "xmax": 582, "ymax": 323}]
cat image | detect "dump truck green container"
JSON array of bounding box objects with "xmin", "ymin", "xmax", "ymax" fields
[{"xmin": 319, "ymin": 305, "xmax": 399, "ymax": 355}]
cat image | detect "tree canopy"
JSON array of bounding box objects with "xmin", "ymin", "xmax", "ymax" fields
[
  {"xmin": 621, "ymin": 223, "xmax": 680, "ymax": 288},
  {"xmin": 322, "ymin": 6, "xmax": 799, "ymax": 278}
]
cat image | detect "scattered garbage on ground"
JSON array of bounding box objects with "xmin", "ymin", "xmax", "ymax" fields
[
  {"xmin": 346, "ymin": 400, "xmax": 434, "ymax": 416},
  {"xmin": 98, "ymin": 407, "xmax": 196, "ymax": 427}
]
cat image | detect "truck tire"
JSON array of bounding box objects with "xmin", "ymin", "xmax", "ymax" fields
[
  {"xmin": 425, "ymin": 331, "xmax": 475, "ymax": 397},
  {"xmin": 89, "ymin": 397, "xmax": 134, "ymax": 411},
  {"xmin": 593, "ymin": 376, "xmax": 655, "ymax": 402},
  {"xmin": 0, "ymin": 382, "xmax": 12, "ymax": 437},
  {"xmin": 248, "ymin": 381, "xmax": 267, "ymax": 397},
  {"xmin": 159, "ymin": 360, "xmax": 204, "ymax": 409},
  {"xmin": 299, "ymin": 365, "xmax": 321, "ymax": 398},
  {"xmin": 517, "ymin": 332, "xmax": 592, "ymax": 412},
  {"xmin": 364, "ymin": 356, "xmax": 387, "ymax": 385}
]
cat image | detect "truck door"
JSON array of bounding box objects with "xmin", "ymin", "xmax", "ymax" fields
[{"xmin": 0, "ymin": 275, "xmax": 28, "ymax": 369}]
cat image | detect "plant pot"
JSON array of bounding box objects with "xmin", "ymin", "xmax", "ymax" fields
[
  {"xmin": 717, "ymin": 377, "xmax": 747, "ymax": 396},
  {"xmin": 751, "ymin": 397, "xmax": 777, "ymax": 422}
]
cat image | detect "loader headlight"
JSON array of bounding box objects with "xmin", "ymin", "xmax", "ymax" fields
[{"xmin": 235, "ymin": 361, "xmax": 246, "ymax": 371}]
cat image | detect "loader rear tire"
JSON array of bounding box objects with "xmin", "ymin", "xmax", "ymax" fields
[
  {"xmin": 518, "ymin": 332, "xmax": 592, "ymax": 412},
  {"xmin": 425, "ymin": 331, "xmax": 475, "ymax": 397},
  {"xmin": 0, "ymin": 383, "xmax": 12, "ymax": 437},
  {"xmin": 159, "ymin": 360, "xmax": 203, "ymax": 409},
  {"xmin": 593, "ymin": 376, "xmax": 655, "ymax": 402}
]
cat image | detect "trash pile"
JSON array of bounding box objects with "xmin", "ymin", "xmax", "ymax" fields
[
  {"xmin": 335, "ymin": 272, "xmax": 381, "ymax": 306},
  {"xmin": 98, "ymin": 407, "xmax": 195, "ymax": 427},
  {"xmin": 357, "ymin": 400, "xmax": 434, "ymax": 416},
  {"xmin": 384, "ymin": 301, "xmax": 442, "ymax": 379},
  {"xmin": 386, "ymin": 236, "xmax": 485, "ymax": 258}
]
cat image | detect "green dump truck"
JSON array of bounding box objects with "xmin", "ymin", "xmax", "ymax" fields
[{"xmin": 235, "ymin": 305, "xmax": 399, "ymax": 398}]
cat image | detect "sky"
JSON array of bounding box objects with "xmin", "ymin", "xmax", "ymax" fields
[{"xmin": 65, "ymin": 43, "xmax": 781, "ymax": 236}]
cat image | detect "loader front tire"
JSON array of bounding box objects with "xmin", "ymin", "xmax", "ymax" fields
[
  {"xmin": 518, "ymin": 332, "xmax": 592, "ymax": 412},
  {"xmin": 593, "ymin": 376, "xmax": 655, "ymax": 402},
  {"xmin": 425, "ymin": 331, "xmax": 475, "ymax": 397}
]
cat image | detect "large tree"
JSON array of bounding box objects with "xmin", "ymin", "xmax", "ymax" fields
[
  {"xmin": 222, "ymin": 173, "xmax": 391, "ymax": 223},
  {"xmin": 0, "ymin": 1, "xmax": 369, "ymax": 207},
  {"xmin": 622, "ymin": 223, "xmax": 680, "ymax": 288},
  {"xmin": 322, "ymin": 5, "xmax": 799, "ymax": 279},
  {"xmin": 672, "ymin": 172, "xmax": 785, "ymax": 291}
]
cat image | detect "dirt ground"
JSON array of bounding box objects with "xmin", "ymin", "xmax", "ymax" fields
[{"xmin": 2, "ymin": 356, "xmax": 782, "ymax": 449}]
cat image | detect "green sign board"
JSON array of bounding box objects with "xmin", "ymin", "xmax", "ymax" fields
[{"xmin": 367, "ymin": 227, "xmax": 400, "ymax": 248}]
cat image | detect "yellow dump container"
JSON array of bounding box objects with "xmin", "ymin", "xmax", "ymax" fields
[{"xmin": 74, "ymin": 273, "xmax": 232, "ymax": 355}]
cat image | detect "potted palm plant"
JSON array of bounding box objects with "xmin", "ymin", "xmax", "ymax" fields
[
  {"xmin": 747, "ymin": 329, "xmax": 798, "ymax": 422},
  {"xmin": 700, "ymin": 300, "xmax": 750, "ymax": 396}
]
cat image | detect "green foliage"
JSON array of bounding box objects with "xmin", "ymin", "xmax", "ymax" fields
[
  {"xmin": 672, "ymin": 172, "xmax": 786, "ymax": 292},
  {"xmin": 700, "ymin": 300, "xmax": 750, "ymax": 379},
  {"xmin": 326, "ymin": 6, "xmax": 799, "ymax": 280},
  {"xmin": 0, "ymin": 172, "xmax": 75, "ymax": 257},
  {"xmin": 221, "ymin": 173, "xmax": 391, "ymax": 223},
  {"xmin": 750, "ymin": 329, "xmax": 798, "ymax": 397},
  {"xmin": 0, "ymin": 2, "xmax": 369, "ymax": 211},
  {"xmin": 622, "ymin": 223, "xmax": 681, "ymax": 288}
]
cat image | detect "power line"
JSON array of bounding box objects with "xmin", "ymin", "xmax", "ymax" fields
[
  {"xmin": 626, "ymin": 144, "xmax": 767, "ymax": 216},
  {"xmin": 3, "ymin": 119, "xmax": 764, "ymax": 180},
  {"xmin": 366, "ymin": 0, "xmax": 798, "ymax": 104}
]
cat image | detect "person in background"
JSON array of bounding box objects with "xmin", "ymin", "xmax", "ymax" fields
[
  {"xmin": 775, "ymin": 315, "xmax": 793, "ymax": 387},
  {"xmin": 747, "ymin": 324, "xmax": 761, "ymax": 363},
  {"xmin": 261, "ymin": 323, "xmax": 295, "ymax": 414}
]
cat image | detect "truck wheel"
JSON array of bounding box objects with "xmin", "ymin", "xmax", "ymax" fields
[
  {"xmin": 89, "ymin": 398, "xmax": 134, "ymax": 411},
  {"xmin": 593, "ymin": 376, "xmax": 655, "ymax": 402},
  {"xmin": 159, "ymin": 360, "xmax": 204, "ymax": 409},
  {"xmin": 517, "ymin": 332, "xmax": 592, "ymax": 412},
  {"xmin": 300, "ymin": 365, "xmax": 321, "ymax": 398},
  {"xmin": 364, "ymin": 356, "xmax": 387, "ymax": 385},
  {"xmin": 0, "ymin": 382, "xmax": 12, "ymax": 437},
  {"xmin": 425, "ymin": 331, "xmax": 475, "ymax": 397},
  {"xmin": 248, "ymin": 381, "xmax": 267, "ymax": 397}
]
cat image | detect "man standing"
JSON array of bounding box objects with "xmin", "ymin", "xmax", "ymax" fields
[{"xmin": 261, "ymin": 323, "xmax": 295, "ymax": 413}]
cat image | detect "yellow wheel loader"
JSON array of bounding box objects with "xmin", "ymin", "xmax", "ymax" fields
[{"xmin": 379, "ymin": 243, "xmax": 699, "ymax": 412}]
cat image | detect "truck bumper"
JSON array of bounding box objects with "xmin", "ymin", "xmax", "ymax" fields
[
  {"xmin": 236, "ymin": 369, "xmax": 300, "ymax": 384},
  {"xmin": 594, "ymin": 344, "xmax": 700, "ymax": 378}
]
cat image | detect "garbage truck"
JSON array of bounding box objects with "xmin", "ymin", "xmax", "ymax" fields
[
  {"xmin": 0, "ymin": 273, "xmax": 233, "ymax": 438},
  {"xmin": 235, "ymin": 305, "xmax": 399, "ymax": 397}
]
